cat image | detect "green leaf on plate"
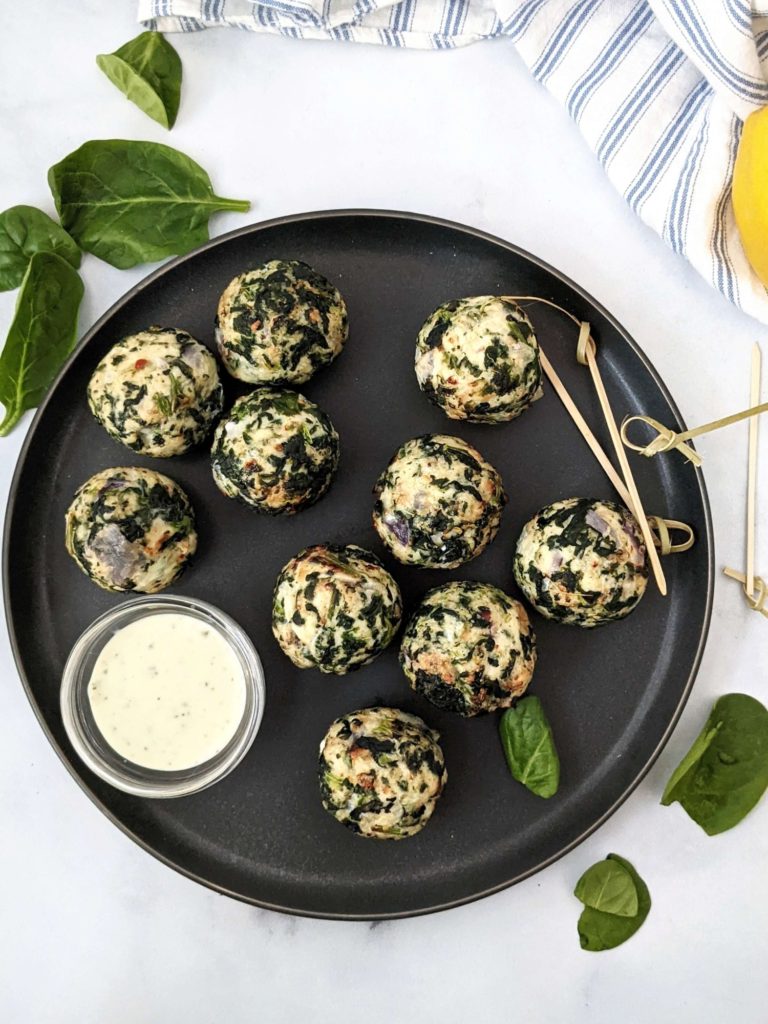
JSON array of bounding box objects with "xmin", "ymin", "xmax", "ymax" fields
[
  {"xmin": 499, "ymin": 695, "xmax": 560, "ymax": 798},
  {"xmin": 0, "ymin": 252, "xmax": 84, "ymax": 436},
  {"xmin": 0, "ymin": 205, "xmax": 80, "ymax": 292},
  {"xmin": 48, "ymin": 139, "xmax": 250, "ymax": 270},
  {"xmin": 97, "ymin": 31, "xmax": 182, "ymax": 129}
]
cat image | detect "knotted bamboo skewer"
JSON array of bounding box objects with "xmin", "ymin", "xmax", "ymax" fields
[
  {"xmin": 723, "ymin": 570, "xmax": 767, "ymax": 617},
  {"xmin": 573, "ymin": 322, "xmax": 667, "ymax": 595},
  {"xmin": 506, "ymin": 295, "xmax": 688, "ymax": 596},
  {"xmin": 723, "ymin": 344, "xmax": 766, "ymax": 620},
  {"xmin": 537, "ymin": 348, "xmax": 693, "ymax": 555},
  {"xmin": 621, "ymin": 397, "xmax": 768, "ymax": 467},
  {"xmin": 746, "ymin": 343, "xmax": 761, "ymax": 599}
]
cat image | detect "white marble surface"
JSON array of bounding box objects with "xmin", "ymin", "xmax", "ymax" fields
[{"xmin": 1, "ymin": 4, "xmax": 767, "ymax": 1022}]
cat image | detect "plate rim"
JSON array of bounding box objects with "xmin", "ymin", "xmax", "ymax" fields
[{"xmin": 2, "ymin": 208, "xmax": 714, "ymax": 920}]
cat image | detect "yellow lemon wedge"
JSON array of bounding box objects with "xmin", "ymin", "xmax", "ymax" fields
[{"xmin": 733, "ymin": 105, "xmax": 768, "ymax": 287}]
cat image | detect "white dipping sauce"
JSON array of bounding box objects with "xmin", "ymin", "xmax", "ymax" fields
[{"xmin": 87, "ymin": 613, "xmax": 247, "ymax": 771}]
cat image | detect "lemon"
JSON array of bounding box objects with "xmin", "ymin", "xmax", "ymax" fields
[{"xmin": 733, "ymin": 105, "xmax": 768, "ymax": 287}]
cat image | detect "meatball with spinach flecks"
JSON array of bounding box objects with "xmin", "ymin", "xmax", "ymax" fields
[
  {"xmin": 372, "ymin": 434, "xmax": 506, "ymax": 568},
  {"xmin": 215, "ymin": 259, "xmax": 348, "ymax": 385},
  {"xmin": 87, "ymin": 327, "xmax": 223, "ymax": 457},
  {"xmin": 415, "ymin": 296, "xmax": 542, "ymax": 423},
  {"xmin": 400, "ymin": 581, "xmax": 536, "ymax": 716},
  {"xmin": 513, "ymin": 497, "xmax": 648, "ymax": 627},
  {"xmin": 272, "ymin": 544, "xmax": 402, "ymax": 674},
  {"xmin": 211, "ymin": 388, "xmax": 339, "ymax": 514},
  {"xmin": 64, "ymin": 467, "xmax": 197, "ymax": 593},
  {"xmin": 319, "ymin": 707, "xmax": 447, "ymax": 840}
]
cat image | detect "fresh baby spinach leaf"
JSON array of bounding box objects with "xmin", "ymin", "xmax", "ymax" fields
[
  {"xmin": 499, "ymin": 695, "xmax": 560, "ymax": 798},
  {"xmin": 662, "ymin": 723, "xmax": 722, "ymax": 803},
  {"xmin": 661, "ymin": 693, "xmax": 768, "ymax": 835},
  {"xmin": 574, "ymin": 857, "xmax": 638, "ymax": 917},
  {"xmin": 97, "ymin": 31, "xmax": 182, "ymax": 129},
  {"xmin": 576, "ymin": 854, "xmax": 651, "ymax": 952},
  {"xmin": 0, "ymin": 205, "xmax": 80, "ymax": 291},
  {"xmin": 0, "ymin": 252, "xmax": 84, "ymax": 435},
  {"xmin": 48, "ymin": 140, "xmax": 250, "ymax": 270}
]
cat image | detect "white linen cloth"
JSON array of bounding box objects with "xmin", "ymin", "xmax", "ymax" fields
[{"xmin": 139, "ymin": 0, "xmax": 768, "ymax": 324}]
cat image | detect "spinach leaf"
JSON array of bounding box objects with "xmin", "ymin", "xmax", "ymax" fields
[
  {"xmin": 97, "ymin": 31, "xmax": 182, "ymax": 130},
  {"xmin": 574, "ymin": 857, "xmax": 638, "ymax": 917},
  {"xmin": 0, "ymin": 205, "xmax": 80, "ymax": 291},
  {"xmin": 662, "ymin": 723, "xmax": 721, "ymax": 803},
  {"xmin": 48, "ymin": 140, "xmax": 250, "ymax": 269},
  {"xmin": 499, "ymin": 695, "xmax": 560, "ymax": 798},
  {"xmin": 661, "ymin": 693, "xmax": 768, "ymax": 835},
  {"xmin": 0, "ymin": 252, "xmax": 83, "ymax": 435},
  {"xmin": 576, "ymin": 854, "xmax": 651, "ymax": 952}
]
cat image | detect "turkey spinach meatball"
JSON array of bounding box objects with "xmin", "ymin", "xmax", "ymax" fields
[
  {"xmin": 415, "ymin": 296, "xmax": 542, "ymax": 423},
  {"xmin": 87, "ymin": 327, "xmax": 223, "ymax": 457},
  {"xmin": 215, "ymin": 259, "xmax": 348, "ymax": 385},
  {"xmin": 372, "ymin": 434, "xmax": 506, "ymax": 569},
  {"xmin": 514, "ymin": 498, "xmax": 648, "ymax": 627},
  {"xmin": 64, "ymin": 467, "xmax": 197, "ymax": 593},
  {"xmin": 211, "ymin": 388, "xmax": 339, "ymax": 514},
  {"xmin": 400, "ymin": 581, "xmax": 536, "ymax": 716},
  {"xmin": 272, "ymin": 545, "xmax": 402, "ymax": 674},
  {"xmin": 318, "ymin": 707, "xmax": 447, "ymax": 840}
]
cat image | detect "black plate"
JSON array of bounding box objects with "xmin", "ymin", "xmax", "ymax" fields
[{"xmin": 4, "ymin": 211, "xmax": 713, "ymax": 919}]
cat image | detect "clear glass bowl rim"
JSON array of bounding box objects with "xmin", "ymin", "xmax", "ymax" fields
[{"xmin": 60, "ymin": 594, "xmax": 265, "ymax": 799}]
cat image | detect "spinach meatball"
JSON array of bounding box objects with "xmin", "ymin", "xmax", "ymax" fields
[
  {"xmin": 318, "ymin": 707, "xmax": 447, "ymax": 840},
  {"xmin": 64, "ymin": 467, "xmax": 197, "ymax": 593},
  {"xmin": 211, "ymin": 388, "xmax": 339, "ymax": 514},
  {"xmin": 372, "ymin": 434, "xmax": 506, "ymax": 568},
  {"xmin": 514, "ymin": 498, "xmax": 648, "ymax": 627},
  {"xmin": 87, "ymin": 326, "xmax": 223, "ymax": 457},
  {"xmin": 215, "ymin": 259, "xmax": 348, "ymax": 384},
  {"xmin": 415, "ymin": 296, "xmax": 542, "ymax": 423},
  {"xmin": 272, "ymin": 544, "xmax": 402, "ymax": 674},
  {"xmin": 400, "ymin": 581, "xmax": 536, "ymax": 716}
]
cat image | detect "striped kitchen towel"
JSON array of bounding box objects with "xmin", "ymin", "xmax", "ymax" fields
[{"xmin": 139, "ymin": 1, "xmax": 768, "ymax": 324}]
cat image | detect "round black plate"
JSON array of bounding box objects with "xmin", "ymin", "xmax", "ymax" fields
[{"xmin": 4, "ymin": 211, "xmax": 713, "ymax": 919}]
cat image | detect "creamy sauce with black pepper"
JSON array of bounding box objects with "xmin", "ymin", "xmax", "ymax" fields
[{"xmin": 87, "ymin": 613, "xmax": 246, "ymax": 771}]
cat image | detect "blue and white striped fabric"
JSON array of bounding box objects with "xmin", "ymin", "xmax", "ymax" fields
[{"xmin": 139, "ymin": 0, "xmax": 768, "ymax": 323}]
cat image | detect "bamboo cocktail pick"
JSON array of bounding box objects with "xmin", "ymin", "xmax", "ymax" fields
[
  {"xmin": 507, "ymin": 296, "xmax": 672, "ymax": 595},
  {"xmin": 621, "ymin": 386, "xmax": 768, "ymax": 468},
  {"xmin": 537, "ymin": 348, "xmax": 693, "ymax": 555},
  {"xmin": 574, "ymin": 323, "xmax": 667, "ymax": 596},
  {"xmin": 723, "ymin": 344, "xmax": 767, "ymax": 619},
  {"xmin": 746, "ymin": 343, "xmax": 760, "ymax": 598}
]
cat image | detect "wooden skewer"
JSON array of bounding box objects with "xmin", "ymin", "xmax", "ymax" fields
[
  {"xmin": 511, "ymin": 296, "xmax": 687, "ymax": 575},
  {"xmin": 579, "ymin": 330, "xmax": 667, "ymax": 596},
  {"xmin": 540, "ymin": 348, "xmax": 693, "ymax": 556},
  {"xmin": 723, "ymin": 568, "xmax": 768, "ymax": 617},
  {"xmin": 746, "ymin": 343, "xmax": 761, "ymax": 598},
  {"xmin": 539, "ymin": 350, "xmax": 634, "ymax": 509}
]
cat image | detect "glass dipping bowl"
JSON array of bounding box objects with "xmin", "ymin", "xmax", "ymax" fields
[{"xmin": 60, "ymin": 594, "xmax": 265, "ymax": 798}]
